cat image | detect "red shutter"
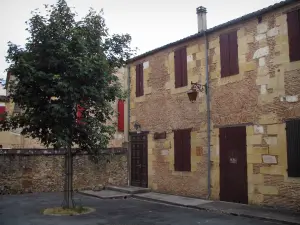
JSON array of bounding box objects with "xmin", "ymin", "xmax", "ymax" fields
[
  {"xmin": 174, "ymin": 49, "xmax": 182, "ymax": 88},
  {"xmin": 181, "ymin": 48, "xmax": 188, "ymax": 87},
  {"xmin": 229, "ymin": 31, "xmax": 239, "ymax": 75},
  {"xmin": 117, "ymin": 100, "xmax": 124, "ymax": 131},
  {"xmin": 287, "ymin": 10, "xmax": 300, "ymax": 62},
  {"xmin": 76, "ymin": 104, "xmax": 84, "ymax": 124},
  {"xmin": 220, "ymin": 33, "xmax": 230, "ymax": 77},
  {"xmin": 139, "ymin": 63, "xmax": 144, "ymax": 96},
  {"xmin": 174, "ymin": 130, "xmax": 183, "ymax": 171},
  {"xmin": 182, "ymin": 129, "xmax": 191, "ymax": 171},
  {"xmin": 0, "ymin": 104, "xmax": 5, "ymax": 121},
  {"xmin": 136, "ymin": 65, "xmax": 140, "ymax": 97}
]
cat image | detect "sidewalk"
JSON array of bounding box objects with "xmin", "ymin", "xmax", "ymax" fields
[
  {"xmin": 134, "ymin": 192, "xmax": 300, "ymax": 225},
  {"xmin": 79, "ymin": 189, "xmax": 300, "ymax": 225}
]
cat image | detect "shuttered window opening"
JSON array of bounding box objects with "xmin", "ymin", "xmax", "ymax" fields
[
  {"xmin": 117, "ymin": 99, "xmax": 124, "ymax": 131},
  {"xmin": 136, "ymin": 63, "xmax": 144, "ymax": 97},
  {"xmin": 174, "ymin": 129, "xmax": 191, "ymax": 171},
  {"xmin": 220, "ymin": 31, "xmax": 239, "ymax": 78},
  {"xmin": 287, "ymin": 10, "xmax": 300, "ymax": 62},
  {"xmin": 286, "ymin": 120, "xmax": 300, "ymax": 177},
  {"xmin": 174, "ymin": 47, "xmax": 188, "ymax": 88}
]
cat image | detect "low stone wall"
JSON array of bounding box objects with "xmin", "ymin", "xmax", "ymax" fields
[{"xmin": 0, "ymin": 148, "xmax": 128, "ymax": 194}]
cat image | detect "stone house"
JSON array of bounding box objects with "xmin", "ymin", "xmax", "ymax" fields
[
  {"xmin": 1, "ymin": 68, "xmax": 126, "ymax": 149},
  {"xmin": 125, "ymin": 0, "xmax": 300, "ymax": 210}
]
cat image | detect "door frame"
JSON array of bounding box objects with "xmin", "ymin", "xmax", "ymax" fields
[{"xmin": 129, "ymin": 131, "xmax": 149, "ymax": 187}]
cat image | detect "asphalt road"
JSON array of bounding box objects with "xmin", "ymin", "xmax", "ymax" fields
[{"xmin": 0, "ymin": 192, "xmax": 284, "ymax": 225}]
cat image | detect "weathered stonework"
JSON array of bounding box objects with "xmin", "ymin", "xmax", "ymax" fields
[
  {"xmin": 0, "ymin": 150, "xmax": 128, "ymax": 195},
  {"xmin": 128, "ymin": 1, "xmax": 300, "ymax": 210}
]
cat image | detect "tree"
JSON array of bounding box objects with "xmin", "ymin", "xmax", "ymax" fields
[{"xmin": 2, "ymin": 0, "xmax": 135, "ymax": 208}]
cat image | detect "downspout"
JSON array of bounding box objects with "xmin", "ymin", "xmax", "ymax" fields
[
  {"xmin": 204, "ymin": 31, "xmax": 211, "ymax": 199},
  {"xmin": 126, "ymin": 65, "xmax": 131, "ymax": 186}
]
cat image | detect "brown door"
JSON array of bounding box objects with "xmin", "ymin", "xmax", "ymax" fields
[
  {"xmin": 219, "ymin": 126, "xmax": 248, "ymax": 204},
  {"xmin": 130, "ymin": 132, "xmax": 148, "ymax": 187}
]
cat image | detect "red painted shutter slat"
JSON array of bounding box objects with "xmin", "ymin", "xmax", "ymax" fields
[
  {"xmin": 229, "ymin": 31, "xmax": 239, "ymax": 75},
  {"xmin": 0, "ymin": 105, "xmax": 5, "ymax": 121},
  {"xmin": 139, "ymin": 63, "xmax": 144, "ymax": 96},
  {"xmin": 175, "ymin": 49, "xmax": 182, "ymax": 88},
  {"xmin": 220, "ymin": 33, "xmax": 230, "ymax": 77},
  {"xmin": 117, "ymin": 100, "xmax": 124, "ymax": 131},
  {"xmin": 174, "ymin": 130, "xmax": 183, "ymax": 171},
  {"xmin": 287, "ymin": 10, "xmax": 300, "ymax": 62},
  {"xmin": 182, "ymin": 129, "xmax": 191, "ymax": 171},
  {"xmin": 181, "ymin": 48, "xmax": 188, "ymax": 87},
  {"xmin": 136, "ymin": 65, "xmax": 140, "ymax": 97}
]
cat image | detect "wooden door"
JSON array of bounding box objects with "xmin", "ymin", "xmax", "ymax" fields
[
  {"xmin": 220, "ymin": 126, "xmax": 248, "ymax": 204},
  {"xmin": 130, "ymin": 132, "xmax": 148, "ymax": 187}
]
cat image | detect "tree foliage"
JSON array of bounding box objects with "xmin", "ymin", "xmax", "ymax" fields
[{"xmin": 2, "ymin": 0, "xmax": 135, "ymax": 153}]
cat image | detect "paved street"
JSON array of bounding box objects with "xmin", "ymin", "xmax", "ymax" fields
[{"xmin": 0, "ymin": 193, "xmax": 284, "ymax": 225}]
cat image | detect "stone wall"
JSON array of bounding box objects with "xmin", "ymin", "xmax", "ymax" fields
[
  {"xmin": 0, "ymin": 148, "xmax": 128, "ymax": 194},
  {"xmin": 127, "ymin": 1, "xmax": 300, "ymax": 210}
]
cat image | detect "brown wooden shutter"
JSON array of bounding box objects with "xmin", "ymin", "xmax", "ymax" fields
[
  {"xmin": 139, "ymin": 63, "xmax": 144, "ymax": 96},
  {"xmin": 174, "ymin": 130, "xmax": 183, "ymax": 171},
  {"xmin": 182, "ymin": 129, "xmax": 191, "ymax": 171},
  {"xmin": 286, "ymin": 120, "xmax": 300, "ymax": 177},
  {"xmin": 287, "ymin": 10, "xmax": 300, "ymax": 62},
  {"xmin": 174, "ymin": 49, "xmax": 182, "ymax": 88},
  {"xmin": 229, "ymin": 31, "xmax": 239, "ymax": 75},
  {"xmin": 136, "ymin": 65, "xmax": 140, "ymax": 97},
  {"xmin": 181, "ymin": 48, "xmax": 188, "ymax": 87},
  {"xmin": 220, "ymin": 33, "xmax": 230, "ymax": 77}
]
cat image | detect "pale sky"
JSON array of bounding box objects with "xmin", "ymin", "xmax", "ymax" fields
[{"xmin": 0, "ymin": 0, "xmax": 282, "ymax": 79}]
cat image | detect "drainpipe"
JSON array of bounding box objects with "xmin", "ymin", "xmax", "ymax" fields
[
  {"xmin": 126, "ymin": 66, "xmax": 131, "ymax": 186},
  {"xmin": 204, "ymin": 31, "xmax": 211, "ymax": 200}
]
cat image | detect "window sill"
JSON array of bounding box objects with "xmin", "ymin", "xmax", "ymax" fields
[{"xmin": 217, "ymin": 73, "xmax": 243, "ymax": 86}]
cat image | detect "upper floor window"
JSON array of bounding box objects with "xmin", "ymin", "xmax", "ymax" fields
[
  {"xmin": 287, "ymin": 10, "xmax": 300, "ymax": 62},
  {"xmin": 136, "ymin": 63, "xmax": 144, "ymax": 97},
  {"xmin": 174, "ymin": 47, "xmax": 188, "ymax": 88},
  {"xmin": 220, "ymin": 30, "xmax": 239, "ymax": 77}
]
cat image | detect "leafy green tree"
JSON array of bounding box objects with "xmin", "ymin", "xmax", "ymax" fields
[{"xmin": 2, "ymin": 0, "xmax": 135, "ymax": 208}]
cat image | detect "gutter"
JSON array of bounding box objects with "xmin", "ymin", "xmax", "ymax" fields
[
  {"xmin": 126, "ymin": 66, "xmax": 131, "ymax": 186},
  {"xmin": 204, "ymin": 31, "xmax": 211, "ymax": 199}
]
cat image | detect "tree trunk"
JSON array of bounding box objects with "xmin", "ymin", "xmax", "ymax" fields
[{"xmin": 62, "ymin": 144, "xmax": 74, "ymax": 208}]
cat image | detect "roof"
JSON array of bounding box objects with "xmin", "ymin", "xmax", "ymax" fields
[{"xmin": 127, "ymin": 0, "xmax": 297, "ymax": 63}]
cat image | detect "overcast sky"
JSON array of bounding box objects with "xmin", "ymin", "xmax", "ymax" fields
[{"xmin": 0, "ymin": 0, "xmax": 281, "ymax": 78}]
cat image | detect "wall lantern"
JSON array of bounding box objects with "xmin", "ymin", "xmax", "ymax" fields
[
  {"xmin": 187, "ymin": 82, "xmax": 207, "ymax": 103},
  {"xmin": 133, "ymin": 121, "xmax": 141, "ymax": 134}
]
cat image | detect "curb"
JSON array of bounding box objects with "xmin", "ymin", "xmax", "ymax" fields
[
  {"xmin": 133, "ymin": 195, "xmax": 300, "ymax": 225},
  {"xmin": 78, "ymin": 191, "xmax": 131, "ymax": 200}
]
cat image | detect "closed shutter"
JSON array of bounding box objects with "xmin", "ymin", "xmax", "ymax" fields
[
  {"xmin": 287, "ymin": 10, "xmax": 300, "ymax": 62},
  {"xmin": 175, "ymin": 49, "xmax": 182, "ymax": 88},
  {"xmin": 0, "ymin": 103, "xmax": 5, "ymax": 121},
  {"xmin": 136, "ymin": 65, "xmax": 140, "ymax": 97},
  {"xmin": 286, "ymin": 120, "xmax": 300, "ymax": 177},
  {"xmin": 174, "ymin": 130, "xmax": 183, "ymax": 171},
  {"xmin": 229, "ymin": 31, "xmax": 239, "ymax": 75},
  {"xmin": 117, "ymin": 100, "xmax": 124, "ymax": 131},
  {"xmin": 182, "ymin": 129, "xmax": 191, "ymax": 171},
  {"xmin": 76, "ymin": 104, "xmax": 84, "ymax": 124},
  {"xmin": 220, "ymin": 33, "xmax": 230, "ymax": 77},
  {"xmin": 181, "ymin": 48, "xmax": 188, "ymax": 87},
  {"xmin": 139, "ymin": 63, "xmax": 144, "ymax": 96}
]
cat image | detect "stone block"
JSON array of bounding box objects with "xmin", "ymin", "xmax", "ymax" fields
[
  {"xmin": 257, "ymin": 23, "xmax": 268, "ymax": 34},
  {"xmin": 163, "ymin": 141, "xmax": 171, "ymax": 149},
  {"xmin": 253, "ymin": 46, "xmax": 269, "ymax": 59},
  {"xmin": 247, "ymin": 135, "xmax": 263, "ymax": 145},
  {"xmin": 187, "ymin": 44, "xmax": 199, "ymax": 55},
  {"xmin": 209, "ymin": 39, "xmax": 219, "ymax": 49},
  {"xmin": 248, "ymin": 146, "xmax": 269, "ymax": 155},
  {"xmin": 258, "ymin": 113, "xmax": 278, "ymax": 125},
  {"xmin": 267, "ymin": 124, "xmax": 280, "ymax": 135},
  {"xmin": 257, "ymin": 66, "xmax": 269, "ymax": 76},
  {"xmin": 257, "ymin": 185, "xmax": 279, "ymax": 195},
  {"xmin": 249, "ymin": 193, "xmax": 264, "ymax": 204},
  {"xmin": 256, "ymin": 75, "xmax": 269, "ymax": 85},
  {"xmin": 143, "ymin": 61, "xmax": 149, "ymax": 69},
  {"xmin": 248, "ymin": 174, "xmax": 264, "ymax": 185},
  {"xmin": 243, "ymin": 62, "xmax": 257, "ymax": 72},
  {"xmin": 260, "ymin": 165, "xmax": 284, "ymax": 175},
  {"xmin": 248, "ymin": 154, "xmax": 262, "ymax": 163},
  {"xmin": 285, "ymin": 60, "xmax": 300, "ymax": 71},
  {"xmin": 130, "ymin": 102, "xmax": 135, "ymax": 109},
  {"xmin": 267, "ymin": 27, "xmax": 279, "ymax": 37},
  {"xmin": 263, "ymin": 136, "xmax": 278, "ymax": 146},
  {"xmin": 256, "ymin": 34, "xmax": 266, "ymax": 41}
]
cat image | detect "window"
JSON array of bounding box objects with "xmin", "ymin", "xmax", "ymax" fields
[
  {"xmin": 174, "ymin": 129, "xmax": 191, "ymax": 171},
  {"xmin": 0, "ymin": 103, "xmax": 5, "ymax": 121},
  {"xmin": 286, "ymin": 120, "xmax": 300, "ymax": 177},
  {"xmin": 287, "ymin": 10, "xmax": 300, "ymax": 62},
  {"xmin": 220, "ymin": 31, "xmax": 239, "ymax": 77},
  {"xmin": 136, "ymin": 63, "xmax": 144, "ymax": 97},
  {"xmin": 117, "ymin": 99, "xmax": 124, "ymax": 132},
  {"xmin": 174, "ymin": 47, "xmax": 188, "ymax": 88}
]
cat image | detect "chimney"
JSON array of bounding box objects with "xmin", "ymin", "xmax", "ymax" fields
[{"xmin": 196, "ymin": 6, "xmax": 207, "ymax": 32}]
